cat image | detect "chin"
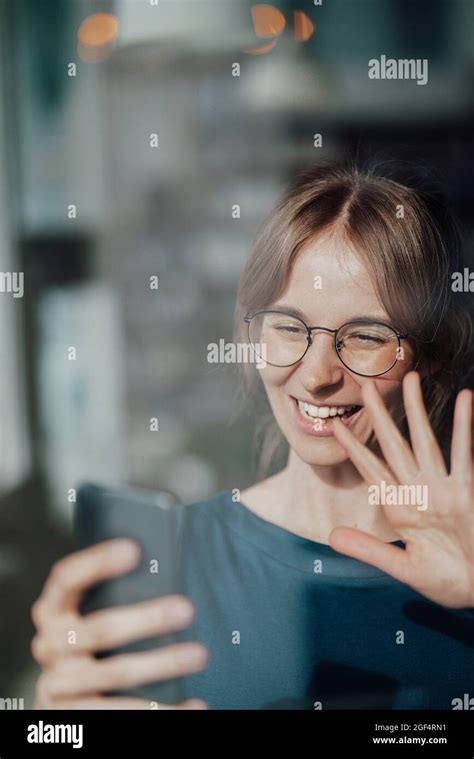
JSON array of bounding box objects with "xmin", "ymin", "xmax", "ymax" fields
[{"xmin": 283, "ymin": 431, "xmax": 355, "ymax": 466}]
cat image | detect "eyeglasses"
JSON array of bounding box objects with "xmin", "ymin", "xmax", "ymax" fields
[{"xmin": 244, "ymin": 310, "xmax": 408, "ymax": 377}]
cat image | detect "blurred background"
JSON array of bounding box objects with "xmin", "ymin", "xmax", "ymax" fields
[{"xmin": 0, "ymin": 0, "xmax": 473, "ymax": 705}]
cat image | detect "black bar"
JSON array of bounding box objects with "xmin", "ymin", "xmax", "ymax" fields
[{"xmin": 0, "ymin": 709, "xmax": 472, "ymax": 756}]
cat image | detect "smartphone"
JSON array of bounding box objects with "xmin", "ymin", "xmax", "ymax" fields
[{"xmin": 74, "ymin": 481, "xmax": 185, "ymax": 705}]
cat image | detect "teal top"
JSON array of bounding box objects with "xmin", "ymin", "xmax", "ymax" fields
[{"xmin": 175, "ymin": 490, "xmax": 474, "ymax": 709}]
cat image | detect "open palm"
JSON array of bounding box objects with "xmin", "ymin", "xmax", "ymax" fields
[{"xmin": 330, "ymin": 372, "xmax": 474, "ymax": 609}]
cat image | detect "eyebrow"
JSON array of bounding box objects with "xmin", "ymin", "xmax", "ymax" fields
[{"xmin": 269, "ymin": 303, "xmax": 390, "ymax": 324}]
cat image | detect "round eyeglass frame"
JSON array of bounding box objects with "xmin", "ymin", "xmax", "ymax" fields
[{"xmin": 244, "ymin": 310, "xmax": 409, "ymax": 377}]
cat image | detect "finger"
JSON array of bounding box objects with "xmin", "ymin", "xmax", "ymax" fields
[
  {"xmin": 451, "ymin": 389, "xmax": 473, "ymax": 484},
  {"xmin": 403, "ymin": 372, "xmax": 447, "ymax": 475},
  {"xmin": 329, "ymin": 526, "xmax": 412, "ymax": 586},
  {"xmin": 332, "ymin": 416, "xmax": 397, "ymax": 486},
  {"xmin": 43, "ymin": 643, "xmax": 209, "ymax": 698},
  {"xmin": 31, "ymin": 595, "xmax": 195, "ymax": 664},
  {"xmin": 361, "ymin": 381, "xmax": 419, "ymax": 482},
  {"xmin": 49, "ymin": 696, "xmax": 163, "ymax": 710},
  {"xmin": 51, "ymin": 697, "xmax": 208, "ymax": 710},
  {"xmin": 81, "ymin": 595, "xmax": 196, "ymax": 652},
  {"xmin": 34, "ymin": 540, "xmax": 141, "ymax": 622}
]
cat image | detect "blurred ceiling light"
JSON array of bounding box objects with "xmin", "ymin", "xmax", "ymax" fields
[
  {"xmin": 77, "ymin": 12, "xmax": 120, "ymax": 63},
  {"xmin": 243, "ymin": 4, "xmax": 286, "ymax": 55},
  {"xmin": 293, "ymin": 10, "xmax": 315, "ymax": 42},
  {"xmin": 243, "ymin": 6, "xmax": 315, "ymax": 55}
]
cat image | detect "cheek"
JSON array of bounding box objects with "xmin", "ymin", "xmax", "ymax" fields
[{"xmin": 258, "ymin": 365, "xmax": 292, "ymax": 390}]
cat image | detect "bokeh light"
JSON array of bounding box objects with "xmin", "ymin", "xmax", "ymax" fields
[
  {"xmin": 243, "ymin": 4, "xmax": 286, "ymax": 55},
  {"xmin": 77, "ymin": 13, "xmax": 120, "ymax": 63},
  {"xmin": 293, "ymin": 11, "xmax": 315, "ymax": 42}
]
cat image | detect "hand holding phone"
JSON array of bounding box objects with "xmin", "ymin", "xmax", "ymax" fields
[{"xmin": 30, "ymin": 483, "xmax": 209, "ymax": 710}]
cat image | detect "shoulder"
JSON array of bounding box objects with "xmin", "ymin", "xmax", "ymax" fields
[{"xmin": 175, "ymin": 490, "xmax": 231, "ymax": 527}]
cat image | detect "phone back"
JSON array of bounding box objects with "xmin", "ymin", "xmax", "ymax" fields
[{"xmin": 74, "ymin": 482, "xmax": 185, "ymax": 705}]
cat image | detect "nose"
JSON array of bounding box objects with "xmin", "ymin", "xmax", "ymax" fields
[{"xmin": 298, "ymin": 330, "xmax": 345, "ymax": 391}]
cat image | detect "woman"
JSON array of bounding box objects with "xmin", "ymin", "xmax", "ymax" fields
[{"xmin": 31, "ymin": 163, "xmax": 474, "ymax": 710}]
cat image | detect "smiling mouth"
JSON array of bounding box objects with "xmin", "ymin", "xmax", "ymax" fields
[{"xmin": 295, "ymin": 398, "xmax": 363, "ymax": 421}]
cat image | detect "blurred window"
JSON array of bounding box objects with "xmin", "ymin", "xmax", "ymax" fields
[{"xmin": 0, "ymin": 10, "xmax": 31, "ymax": 495}]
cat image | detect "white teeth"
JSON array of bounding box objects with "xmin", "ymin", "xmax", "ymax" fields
[{"xmin": 297, "ymin": 400, "xmax": 359, "ymax": 420}]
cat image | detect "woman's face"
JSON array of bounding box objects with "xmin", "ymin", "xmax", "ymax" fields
[{"xmin": 258, "ymin": 233, "xmax": 415, "ymax": 466}]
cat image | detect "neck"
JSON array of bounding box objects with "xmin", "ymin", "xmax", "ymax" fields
[{"xmin": 252, "ymin": 450, "xmax": 399, "ymax": 545}]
